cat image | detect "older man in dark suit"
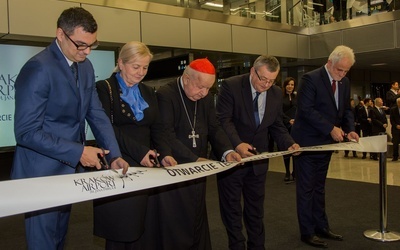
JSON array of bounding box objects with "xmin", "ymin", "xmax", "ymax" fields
[
  {"xmin": 216, "ymin": 55, "xmax": 299, "ymax": 249},
  {"xmin": 291, "ymin": 45, "xmax": 359, "ymax": 248}
]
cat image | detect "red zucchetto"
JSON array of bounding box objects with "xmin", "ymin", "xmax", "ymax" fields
[{"xmin": 189, "ymin": 58, "xmax": 216, "ymax": 75}]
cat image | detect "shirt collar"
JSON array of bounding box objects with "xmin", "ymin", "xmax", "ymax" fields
[
  {"xmin": 249, "ymin": 75, "xmax": 263, "ymax": 96},
  {"xmin": 324, "ymin": 64, "xmax": 334, "ymax": 83},
  {"xmin": 56, "ymin": 39, "xmax": 74, "ymax": 67}
]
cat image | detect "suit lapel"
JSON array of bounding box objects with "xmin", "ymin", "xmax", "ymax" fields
[
  {"xmin": 261, "ymin": 89, "xmax": 272, "ymax": 126},
  {"xmin": 321, "ymin": 67, "xmax": 338, "ymax": 110},
  {"xmin": 50, "ymin": 41, "xmax": 81, "ymax": 99},
  {"xmin": 338, "ymin": 80, "xmax": 344, "ymax": 112},
  {"xmin": 67, "ymin": 66, "xmax": 80, "ymax": 98}
]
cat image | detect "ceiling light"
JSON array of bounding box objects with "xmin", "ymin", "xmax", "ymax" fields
[
  {"xmin": 204, "ymin": 2, "xmax": 223, "ymax": 8},
  {"xmin": 371, "ymin": 63, "xmax": 387, "ymax": 66}
]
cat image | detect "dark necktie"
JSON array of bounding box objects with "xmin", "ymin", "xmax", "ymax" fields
[
  {"xmin": 332, "ymin": 80, "xmax": 336, "ymax": 94},
  {"xmin": 253, "ymin": 92, "xmax": 261, "ymax": 126},
  {"xmin": 70, "ymin": 62, "xmax": 78, "ymax": 87}
]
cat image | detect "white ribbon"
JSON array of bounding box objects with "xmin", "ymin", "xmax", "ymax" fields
[{"xmin": 0, "ymin": 135, "xmax": 386, "ymax": 218}]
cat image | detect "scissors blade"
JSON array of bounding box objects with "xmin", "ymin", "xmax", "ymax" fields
[{"xmin": 99, "ymin": 148, "xmax": 119, "ymax": 173}]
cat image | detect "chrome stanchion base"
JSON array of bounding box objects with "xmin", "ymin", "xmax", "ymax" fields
[{"xmin": 364, "ymin": 230, "xmax": 400, "ymax": 242}]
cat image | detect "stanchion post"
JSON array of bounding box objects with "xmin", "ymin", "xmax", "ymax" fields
[{"xmin": 363, "ymin": 152, "xmax": 400, "ymax": 241}]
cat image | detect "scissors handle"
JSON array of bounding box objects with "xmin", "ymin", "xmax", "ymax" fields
[
  {"xmin": 150, "ymin": 149, "xmax": 160, "ymax": 167},
  {"xmin": 99, "ymin": 148, "xmax": 110, "ymax": 170},
  {"xmin": 248, "ymin": 146, "xmax": 259, "ymax": 155}
]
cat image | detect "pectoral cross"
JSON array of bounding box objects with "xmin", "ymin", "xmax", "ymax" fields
[{"xmin": 188, "ymin": 130, "xmax": 199, "ymax": 148}]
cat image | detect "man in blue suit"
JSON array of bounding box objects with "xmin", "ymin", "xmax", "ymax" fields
[
  {"xmin": 11, "ymin": 7, "xmax": 129, "ymax": 249},
  {"xmin": 291, "ymin": 45, "xmax": 359, "ymax": 248}
]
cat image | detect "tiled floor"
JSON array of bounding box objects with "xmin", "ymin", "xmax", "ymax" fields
[{"xmin": 268, "ymin": 151, "xmax": 400, "ymax": 186}]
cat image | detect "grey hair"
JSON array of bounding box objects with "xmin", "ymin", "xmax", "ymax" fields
[
  {"xmin": 253, "ymin": 55, "xmax": 280, "ymax": 72},
  {"xmin": 328, "ymin": 45, "xmax": 355, "ymax": 66}
]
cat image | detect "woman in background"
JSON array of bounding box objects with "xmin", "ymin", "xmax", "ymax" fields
[
  {"xmin": 93, "ymin": 41, "xmax": 176, "ymax": 249},
  {"xmin": 282, "ymin": 77, "xmax": 297, "ymax": 183}
]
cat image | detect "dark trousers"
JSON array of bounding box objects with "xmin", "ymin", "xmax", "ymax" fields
[
  {"xmin": 294, "ymin": 152, "xmax": 332, "ymax": 236},
  {"xmin": 393, "ymin": 131, "xmax": 400, "ymax": 158},
  {"xmin": 25, "ymin": 205, "xmax": 71, "ymax": 250},
  {"xmin": 284, "ymin": 155, "xmax": 295, "ymax": 177},
  {"xmin": 105, "ymin": 239, "xmax": 144, "ymax": 250},
  {"xmin": 361, "ymin": 127, "xmax": 372, "ymax": 157},
  {"xmin": 217, "ymin": 163, "xmax": 267, "ymax": 250}
]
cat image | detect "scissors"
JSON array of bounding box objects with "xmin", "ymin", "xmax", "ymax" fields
[
  {"xmin": 343, "ymin": 133, "xmax": 357, "ymax": 143},
  {"xmin": 99, "ymin": 148, "xmax": 118, "ymax": 173},
  {"xmin": 149, "ymin": 149, "xmax": 160, "ymax": 167},
  {"xmin": 248, "ymin": 146, "xmax": 259, "ymax": 155}
]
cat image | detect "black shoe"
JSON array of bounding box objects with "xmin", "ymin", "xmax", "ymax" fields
[
  {"xmin": 316, "ymin": 228, "xmax": 343, "ymax": 241},
  {"xmin": 301, "ymin": 235, "xmax": 328, "ymax": 248},
  {"xmin": 353, "ymin": 153, "xmax": 358, "ymax": 158},
  {"xmin": 362, "ymin": 155, "xmax": 366, "ymax": 159},
  {"xmin": 344, "ymin": 154, "xmax": 348, "ymax": 158},
  {"xmin": 392, "ymin": 157, "xmax": 398, "ymax": 161},
  {"xmin": 284, "ymin": 174, "xmax": 294, "ymax": 184}
]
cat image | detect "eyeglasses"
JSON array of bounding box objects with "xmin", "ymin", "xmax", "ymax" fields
[
  {"xmin": 62, "ymin": 29, "xmax": 99, "ymax": 51},
  {"xmin": 254, "ymin": 69, "xmax": 275, "ymax": 85}
]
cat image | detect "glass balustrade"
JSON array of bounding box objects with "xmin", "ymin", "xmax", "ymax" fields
[{"xmin": 137, "ymin": 0, "xmax": 397, "ymax": 27}]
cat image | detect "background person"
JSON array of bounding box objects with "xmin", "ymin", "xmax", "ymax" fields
[
  {"xmin": 291, "ymin": 45, "xmax": 359, "ymax": 248},
  {"xmin": 333, "ymin": 0, "xmax": 347, "ymax": 21},
  {"xmin": 344, "ymin": 98, "xmax": 358, "ymax": 158},
  {"xmin": 93, "ymin": 41, "xmax": 177, "ymax": 249},
  {"xmin": 386, "ymin": 81, "xmax": 400, "ymax": 111},
  {"xmin": 216, "ymin": 55, "xmax": 299, "ymax": 249},
  {"xmin": 358, "ymin": 98, "xmax": 373, "ymax": 159},
  {"xmin": 11, "ymin": 7, "xmax": 129, "ymax": 249},
  {"xmin": 369, "ymin": 97, "xmax": 388, "ymax": 160},
  {"xmin": 282, "ymin": 76, "xmax": 297, "ymax": 183},
  {"xmin": 354, "ymin": 96, "xmax": 363, "ymax": 138},
  {"xmin": 390, "ymin": 98, "xmax": 400, "ymax": 161}
]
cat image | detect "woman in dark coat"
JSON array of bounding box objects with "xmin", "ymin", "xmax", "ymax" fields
[
  {"xmin": 93, "ymin": 41, "xmax": 176, "ymax": 249},
  {"xmin": 282, "ymin": 77, "xmax": 297, "ymax": 183}
]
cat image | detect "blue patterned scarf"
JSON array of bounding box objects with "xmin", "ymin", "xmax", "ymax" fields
[{"xmin": 116, "ymin": 72, "xmax": 148, "ymax": 121}]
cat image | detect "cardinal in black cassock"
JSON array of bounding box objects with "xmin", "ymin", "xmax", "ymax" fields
[{"xmin": 145, "ymin": 58, "xmax": 241, "ymax": 250}]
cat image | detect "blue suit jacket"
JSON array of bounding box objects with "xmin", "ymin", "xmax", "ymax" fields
[
  {"xmin": 291, "ymin": 66, "xmax": 354, "ymax": 146},
  {"xmin": 11, "ymin": 40, "xmax": 121, "ymax": 179}
]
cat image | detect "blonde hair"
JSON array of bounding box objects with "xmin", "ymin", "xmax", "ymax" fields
[{"xmin": 114, "ymin": 41, "xmax": 153, "ymax": 72}]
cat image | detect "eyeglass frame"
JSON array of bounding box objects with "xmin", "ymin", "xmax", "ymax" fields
[
  {"xmin": 62, "ymin": 29, "xmax": 99, "ymax": 51},
  {"xmin": 254, "ymin": 69, "xmax": 276, "ymax": 85}
]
